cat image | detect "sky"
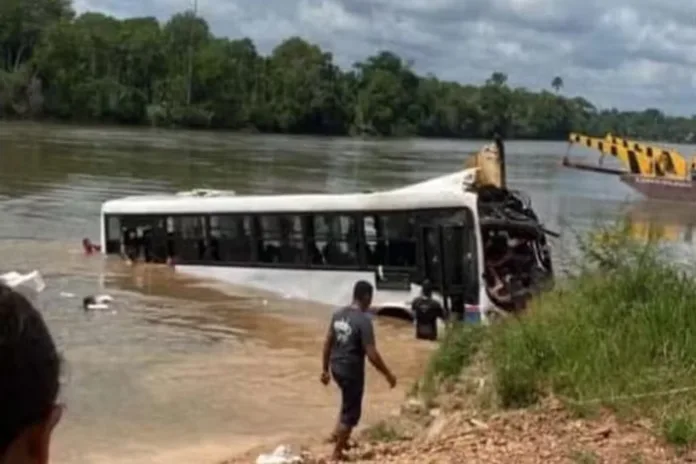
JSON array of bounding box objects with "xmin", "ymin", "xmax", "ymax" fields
[{"xmin": 71, "ymin": 0, "xmax": 696, "ymax": 116}]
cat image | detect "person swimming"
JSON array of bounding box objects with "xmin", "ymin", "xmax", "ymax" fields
[{"xmin": 82, "ymin": 238, "xmax": 101, "ymax": 255}]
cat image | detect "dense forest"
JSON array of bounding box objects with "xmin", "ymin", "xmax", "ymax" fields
[{"xmin": 1, "ymin": 0, "xmax": 695, "ymax": 141}]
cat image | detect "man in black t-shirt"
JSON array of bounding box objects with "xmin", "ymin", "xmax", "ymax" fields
[{"xmin": 412, "ymin": 280, "xmax": 446, "ymax": 341}]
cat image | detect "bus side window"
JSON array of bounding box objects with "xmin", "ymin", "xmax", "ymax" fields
[
  {"xmin": 258, "ymin": 215, "xmax": 304, "ymax": 265},
  {"xmin": 304, "ymin": 216, "xmax": 324, "ymax": 265},
  {"xmin": 314, "ymin": 214, "xmax": 359, "ymax": 266},
  {"xmin": 214, "ymin": 215, "xmax": 252, "ymax": 262},
  {"xmin": 380, "ymin": 213, "xmax": 417, "ymax": 268},
  {"xmin": 165, "ymin": 216, "xmax": 176, "ymax": 261},
  {"xmin": 362, "ymin": 215, "xmax": 382, "ymax": 265},
  {"xmin": 208, "ymin": 216, "xmax": 222, "ymax": 261},
  {"xmin": 177, "ymin": 216, "xmax": 207, "ymax": 261}
]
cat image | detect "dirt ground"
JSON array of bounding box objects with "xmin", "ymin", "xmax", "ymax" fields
[{"xmin": 222, "ymin": 397, "xmax": 690, "ymax": 464}]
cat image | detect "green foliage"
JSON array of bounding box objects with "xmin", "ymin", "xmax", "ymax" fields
[
  {"xmin": 662, "ymin": 415, "xmax": 696, "ymax": 447},
  {"xmin": 426, "ymin": 324, "xmax": 486, "ymax": 381},
  {"xmin": 419, "ymin": 324, "xmax": 486, "ymax": 401},
  {"xmin": 569, "ymin": 449, "xmax": 599, "ymax": 464},
  {"xmin": 363, "ymin": 420, "xmax": 406, "ymax": 443},
  {"xmin": 421, "ymin": 219, "xmax": 696, "ymax": 446},
  {"xmin": 486, "ymin": 220, "xmax": 696, "ymax": 445},
  {"xmin": 1, "ymin": 0, "xmax": 695, "ymax": 139}
]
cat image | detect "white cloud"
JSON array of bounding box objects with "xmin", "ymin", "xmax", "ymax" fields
[{"xmin": 71, "ymin": 0, "xmax": 696, "ymax": 115}]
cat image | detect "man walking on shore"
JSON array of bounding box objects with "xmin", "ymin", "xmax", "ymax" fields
[{"xmin": 321, "ymin": 280, "xmax": 396, "ymax": 461}]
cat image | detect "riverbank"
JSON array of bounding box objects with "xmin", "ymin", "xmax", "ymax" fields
[
  {"xmin": 223, "ymin": 222, "xmax": 696, "ymax": 462},
  {"xmin": 227, "ymin": 402, "xmax": 681, "ymax": 463}
]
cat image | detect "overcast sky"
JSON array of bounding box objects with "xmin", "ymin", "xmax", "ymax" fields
[{"xmin": 72, "ymin": 0, "xmax": 696, "ymax": 116}]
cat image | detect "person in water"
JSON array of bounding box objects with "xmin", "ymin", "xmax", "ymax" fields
[
  {"xmin": 411, "ymin": 280, "xmax": 447, "ymax": 341},
  {"xmin": 0, "ymin": 283, "xmax": 62, "ymax": 464},
  {"xmin": 321, "ymin": 280, "xmax": 396, "ymax": 461},
  {"xmin": 81, "ymin": 238, "xmax": 101, "ymax": 255}
]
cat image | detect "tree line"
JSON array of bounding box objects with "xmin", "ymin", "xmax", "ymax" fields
[{"xmin": 1, "ymin": 0, "xmax": 695, "ymax": 142}]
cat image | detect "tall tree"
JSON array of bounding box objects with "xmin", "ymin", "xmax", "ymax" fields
[
  {"xmin": 551, "ymin": 76, "xmax": 564, "ymax": 93},
  {"xmin": 486, "ymin": 71, "xmax": 508, "ymax": 87}
]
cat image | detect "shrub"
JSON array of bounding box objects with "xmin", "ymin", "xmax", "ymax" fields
[
  {"xmin": 422, "ymin": 219, "xmax": 696, "ymax": 445},
  {"xmin": 418, "ymin": 323, "xmax": 486, "ymax": 401},
  {"xmin": 487, "ymin": 220, "xmax": 696, "ymax": 443}
]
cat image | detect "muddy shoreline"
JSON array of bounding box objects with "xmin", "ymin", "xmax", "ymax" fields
[{"xmin": 20, "ymin": 248, "xmax": 436, "ymax": 464}]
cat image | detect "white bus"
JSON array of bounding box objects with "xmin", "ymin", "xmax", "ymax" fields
[{"xmin": 100, "ymin": 157, "xmax": 553, "ymax": 324}]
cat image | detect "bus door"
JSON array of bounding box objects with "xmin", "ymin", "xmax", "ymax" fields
[{"xmin": 418, "ymin": 223, "xmax": 469, "ymax": 315}]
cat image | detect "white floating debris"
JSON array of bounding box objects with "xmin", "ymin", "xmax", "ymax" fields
[
  {"xmin": 83, "ymin": 294, "xmax": 114, "ymax": 311},
  {"xmin": 60, "ymin": 292, "xmax": 76, "ymax": 298},
  {"xmin": 94, "ymin": 294, "xmax": 113, "ymax": 304},
  {"xmin": 255, "ymin": 445, "xmax": 302, "ymax": 464},
  {"xmin": 85, "ymin": 303, "xmax": 109, "ymax": 311},
  {"xmin": 0, "ymin": 270, "xmax": 46, "ymax": 293}
]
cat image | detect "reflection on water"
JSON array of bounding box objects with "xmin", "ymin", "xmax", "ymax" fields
[
  {"xmin": 624, "ymin": 201, "xmax": 696, "ymax": 243},
  {"xmin": 2, "ymin": 121, "xmax": 696, "ymax": 463}
]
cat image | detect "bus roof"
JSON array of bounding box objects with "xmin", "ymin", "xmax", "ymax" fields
[{"xmin": 101, "ymin": 169, "xmax": 480, "ymax": 216}]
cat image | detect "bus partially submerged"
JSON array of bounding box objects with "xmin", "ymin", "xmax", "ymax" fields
[{"xmin": 100, "ymin": 139, "xmax": 554, "ymax": 324}]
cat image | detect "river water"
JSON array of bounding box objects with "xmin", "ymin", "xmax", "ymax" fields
[{"xmin": 1, "ymin": 121, "xmax": 695, "ymax": 463}]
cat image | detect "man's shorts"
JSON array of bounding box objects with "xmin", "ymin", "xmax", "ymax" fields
[{"xmin": 331, "ymin": 368, "xmax": 365, "ymax": 428}]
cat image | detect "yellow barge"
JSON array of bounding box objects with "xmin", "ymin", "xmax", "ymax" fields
[{"xmin": 563, "ymin": 133, "xmax": 696, "ymax": 202}]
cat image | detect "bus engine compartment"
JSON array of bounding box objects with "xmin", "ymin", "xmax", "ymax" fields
[{"xmin": 477, "ymin": 185, "xmax": 555, "ymax": 314}]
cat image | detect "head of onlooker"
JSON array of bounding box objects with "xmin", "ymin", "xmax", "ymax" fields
[
  {"xmin": 352, "ymin": 280, "xmax": 374, "ymax": 311},
  {"xmin": 0, "ymin": 283, "xmax": 62, "ymax": 464}
]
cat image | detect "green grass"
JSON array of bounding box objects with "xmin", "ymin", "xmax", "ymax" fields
[
  {"xmin": 662, "ymin": 414, "xmax": 696, "ymax": 447},
  {"xmin": 418, "ymin": 323, "xmax": 486, "ymax": 402},
  {"xmin": 569, "ymin": 449, "xmax": 599, "ymax": 464},
  {"xmin": 362, "ymin": 420, "xmax": 406, "ymax": 443},
  {"xmin": 423, "ymin": 219, "xmax": 696, "ymax": 446}
]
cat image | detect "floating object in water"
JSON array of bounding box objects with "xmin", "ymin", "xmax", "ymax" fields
[
  {"xmin": 255, "ymin": 445, "xmax": 302, "ymax": 464},
  {"xmin": 0, "ymin": 270, "xmax": 46, "ymax": 293},
  {"xmin": 60, "ymin": 292, "xmax": 76, "ymax": 298},
  {"xmin": 82, "ymin": 294, "xmax": 114, "ymax": 311}
]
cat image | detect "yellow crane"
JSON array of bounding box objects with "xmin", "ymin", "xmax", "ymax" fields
[{"xmin": 567, "ymin": 132, "xmax": 693, "ymax": 179}]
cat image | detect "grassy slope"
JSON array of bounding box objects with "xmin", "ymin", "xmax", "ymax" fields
[{"xmin": 420, "ymin": 221, "xmax": 696, "ymax": 446}]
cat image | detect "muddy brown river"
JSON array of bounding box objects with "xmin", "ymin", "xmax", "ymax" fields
[{"xmin": 1, "ymin": 122, "xmax": 695, "ymax": 463}]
